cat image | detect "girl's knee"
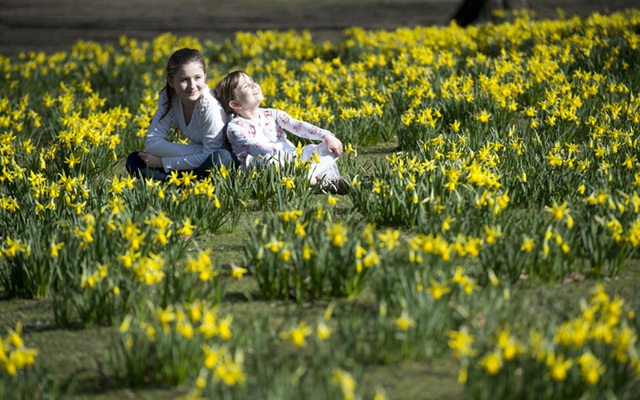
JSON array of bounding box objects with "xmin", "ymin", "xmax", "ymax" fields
[{"xmin": 125, "ymin": 151, "xmax": 143, "ymax": 172}]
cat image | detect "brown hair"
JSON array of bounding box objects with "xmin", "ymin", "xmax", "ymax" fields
[
  {"xmin": 160, "ymin": 48, "xmax": 207, "ymax": 120},
  {"xmin": 213, "ymin": 70, "xmax": 246, "ymax": 115}
]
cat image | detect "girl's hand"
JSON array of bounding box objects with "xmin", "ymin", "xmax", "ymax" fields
[
  {"xmin": 324, "ymin": 134, "xmax": 344, "ymax": 156},
  {"xmin": 139, "ymin": 152, "xmax": 163, "ymax": 168}
]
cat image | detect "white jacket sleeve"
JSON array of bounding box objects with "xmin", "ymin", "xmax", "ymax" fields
[
  {"xmin": 144, "ymin": 90, "xmax": 198, "ymax": 158},
  {"xmin": 145, "ymin": 89, "xmax": 229, "ymax": 172},
  {"xmin": 274, "ymin": 109, "xmax": 333, "ymax": 141},
  {"xmin": 160, "ymin": 93, "xmax": 228, "ymax": 171}
]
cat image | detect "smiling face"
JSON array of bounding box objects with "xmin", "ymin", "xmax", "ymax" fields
[
  {"xmin": 168, "ymin": 61, "xmax": 207, "ymax": 108},
  {"xmin": 229, "ymin": 73, "xmax": 264, "ymax": 113}
]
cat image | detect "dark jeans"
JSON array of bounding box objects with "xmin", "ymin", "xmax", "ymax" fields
[{"xmin": 125, "ymin": 150, "xmax": 237, "ymax": 181}]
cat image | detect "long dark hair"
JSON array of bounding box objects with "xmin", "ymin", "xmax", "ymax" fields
[{"xmin": 159, "ymin": 48, "xmax": 207, "ymax": 120}]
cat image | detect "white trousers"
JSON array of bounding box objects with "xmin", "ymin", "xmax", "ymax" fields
[
  {"xmin": 249, "ymin": 141, "xmax": 341, "ymax": 181},
  {"xmin": 301, "ymin": 142, "xmax": 341, "ymax": 181}
]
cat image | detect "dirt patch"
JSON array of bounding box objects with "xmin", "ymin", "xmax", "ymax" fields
[{"xmin": 0, "ymin": 0, "xmax": 636, "ymax": 55}]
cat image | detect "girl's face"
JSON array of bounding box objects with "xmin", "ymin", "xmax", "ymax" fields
[
  {"xmin": 168, "ymin": 61, "xmax": 206, "ymax": 107},
  {"xmin": 231, "ymin": 73, "xmax": 263, "ymax": 111}
]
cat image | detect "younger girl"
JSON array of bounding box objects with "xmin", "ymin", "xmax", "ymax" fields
[
  {"xmin": 214, "ymin": 70, "xmax": 348, "ymax": 194},
  {"xmin": 126, "ymin": 48, "xmax": 234, "ymax": 181}
]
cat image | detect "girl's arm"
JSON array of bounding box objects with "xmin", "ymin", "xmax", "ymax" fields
[
  {"xmin": 274, "ymin": 109, "xmax": 343, "ymax": 156},
  {"xmin": 144, "ymin": 90, "xmax": 200, "ymax": 158},
  {"xmin": 324, "ymin": 134, "xmax": 344, "ymax": 156},
  {"xmin": 160, "ymin": 94, "xmax": 228, "ymax": 171}
]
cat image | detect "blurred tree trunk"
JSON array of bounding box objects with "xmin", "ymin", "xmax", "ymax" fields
[{"xmin": 451, "ymin": 0, "xmax": 528, "ymax": 27}]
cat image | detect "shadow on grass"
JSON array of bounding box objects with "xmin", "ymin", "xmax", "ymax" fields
[
  {"xmin": 364, "ymin": 359, "xmax": 466, "ymax": 400},
  {"xmin": 222, "ymin": 290, "xmax": 257, "ymax": 302},
  {"xmin": 63, "ymin": 365, "xmax": 180, "ymax": 400},
  {"xmin": 0, "ymin": 297, "xmax": 57, "ymax": 331}
]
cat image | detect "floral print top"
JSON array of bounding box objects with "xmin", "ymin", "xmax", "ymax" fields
[{"xmin": 226, "ymin": 108, "xmax": 333, "ymax": 169}]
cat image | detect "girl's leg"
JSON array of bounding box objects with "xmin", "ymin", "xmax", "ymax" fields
[
  {"xmin": 302, "ymin": 143, "xmax": 348, "ymax": 194},
  {"xmin": 302, "ymin": 143, "xmax": 340, "ymax": 181},
  {"xmin": 125, "ymin": 152, "xmax": 168, "ymax": 181}
]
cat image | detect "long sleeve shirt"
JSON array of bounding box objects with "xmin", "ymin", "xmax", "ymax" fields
[
  {"xmin": 144, "ymin": 85, "xmax": 229, "ymax": 172},
  {"xmin": 226, "ymin": 108, "xmax": 333, "ymax": 169}
]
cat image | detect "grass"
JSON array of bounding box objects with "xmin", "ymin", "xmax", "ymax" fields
[
  {"xmin": 2, "ymin": 111, "xmax": 640, "ymax": 400},
  {"xmin": 0, "ymin": 144, "xmax": 463, "ymax": 399},
  {"xmin": 0, "ymin": 144, "xmax": 465, "ymax": 399},
  {"xmin": 0, "ymin": 291, "xmax": 467, "ymax": 400},
  {"xmin": 3, "ymin": 267, "xmax": 638, "ymax": 399},
  {"xmin": 2, "ymin": 150, "xmax": 640, "ymax": 398}
]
